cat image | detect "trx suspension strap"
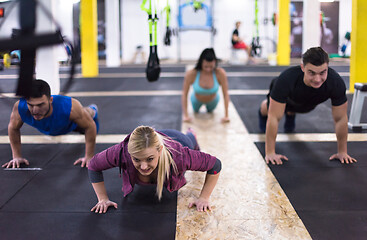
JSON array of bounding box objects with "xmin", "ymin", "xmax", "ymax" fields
[
  {"xmin": 251, "ymin": 0, "xmax": 262, "ymax": 57},
  {"xmin": 0, "ymin": 0, "xmax": 75, "ymax": 97},
  {"xmin": 141, "ymin": 0, "xmax": 160, "ymax": 82},
  {"xmin": 163, "ymin": 0, "xmax": 172, "ymax": 46},
  {"xmin": 192, "ymin": 0, "xmax": 204, "ymax": 12}
]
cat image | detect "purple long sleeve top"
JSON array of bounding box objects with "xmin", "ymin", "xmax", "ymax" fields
[{"xmin": 88, "ymin": 133, "xmax": 217, "ymax": 197}]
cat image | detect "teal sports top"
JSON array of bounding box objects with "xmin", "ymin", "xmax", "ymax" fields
[{"xmin": 192, "ymin": 71, "xmax": 219, "ymax": 95}]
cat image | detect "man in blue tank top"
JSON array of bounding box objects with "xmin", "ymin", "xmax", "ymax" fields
[{"xmin": 2, "ymin": 79, "xmax": 99, "ymax": 168}]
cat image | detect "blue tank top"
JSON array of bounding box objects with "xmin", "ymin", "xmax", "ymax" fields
[
  {"xmin": 18, "ymin": 95, "xmax": 77, "ymax": 136},
  {"xmin": 192, "ymin": 71, "xmax": 219, "ymax": 95}
]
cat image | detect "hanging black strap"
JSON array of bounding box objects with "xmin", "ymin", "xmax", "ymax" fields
[
  {"xmin": 163, "ymin": 0, "xmax": 172, "ymax": 46},
  {"xmin": 0, "ymin": 0, "xmax": 74, "ymax": 98},
  {"xmin": 17, "ymin": 0, "xmax": 36, "ymax": 98},
  {"xmin": 142, "ymin": 0, "xmax": 161, "ymax": 82}
]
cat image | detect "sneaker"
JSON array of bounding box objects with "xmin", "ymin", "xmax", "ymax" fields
[
  {"xmin": 284, "ymin": 113, "xmax": 296, "ymax": 133},
  {"xmin": 186, "ymin": 128, "xmax": 200, "ymax": 151},
  {"xmin": 88, "ymin": 104, "xmax": 99, "ymax": 133},
  {"xmin": 258, "ymin": 109, "xmax": 267, "ymax": 133}
]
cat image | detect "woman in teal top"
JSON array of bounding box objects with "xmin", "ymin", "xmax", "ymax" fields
[{"xmin": 182, "ymin": 48, "xmax": 230, "ymax": 123}]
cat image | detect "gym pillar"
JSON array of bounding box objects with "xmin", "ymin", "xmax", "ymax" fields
[
  {"xmin": 350, "ymin": 0, "xmax": 367, "ymax": 92},
  {"xmin": 80, "ymin": 0, "xmax": 98, "ymax": 77},
  {"xmin": 277, "ymin": 0, "xmax": 290, "ymax": 66}
]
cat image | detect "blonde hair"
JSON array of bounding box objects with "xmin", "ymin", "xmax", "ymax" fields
[{"xmin": 127, "ymin": 126, "xmax": 178, "ymax": 200}]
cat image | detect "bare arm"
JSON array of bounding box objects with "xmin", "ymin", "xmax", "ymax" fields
[
  {"xmin": 199, "ymin": 172, "xmax": 220, "ymax": 200},
  {"xmin": 69, "ymin": 99, "xmax": 96, "ymax": 167},
  {"xmin": 330, "ymin": 102, "xmax": 356, "ymax": 163},
  {"xmin": 91, "ymin": 181, "xmax": 117, "ymax": 213},
  {"xmin": 92, "ymin": 182, "xmax": 109, "ymax": 201},
  {"xmin": 2, "ymin": 101, "xmax": 28, "ymax": 168},
  {"xmin": 265, "ymin": 97, "xmax": 288, "ymax": 164},
  {"xmin": 8, "ymin": 101, "xmax": 23, "ymax": 158},
  {"xmin": 217, "ymin": 68, "xmax": 230, "ymax": 122},
  {"xmin": 232, "ymin": 33, "xmax": 241, "ymax": 42},
  {"xmin": 181, "ymin": 69, "xmax": 196, "ymax": 122},
  {"xmin": 189, "ymin": 172, "xmax": 220, "ymax": 212}
]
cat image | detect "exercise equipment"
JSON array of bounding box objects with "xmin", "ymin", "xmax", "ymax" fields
[
  {"xmin": 177, "ymin": 0, "xmax": 215, "ymax": 61},
  {"xmin": 3, "ymin": 53, "xmax": 11, "ymax": 68},
  {"xmin": 340, "ymin": 31, "xmax": 350, "ymax": 57},
  {"xmin": 260, "ymin": 0, "xmax": 277, "ymax": 64},
  {"xmin": 348, "ymin": 83, "xmax": 367, "ymax": 131},
  {"xmin": 272, "ymin": 13, "xmax": 278, "ymax": 26},
  {"xmin": 0, "ymin": 0, "xmax": 76, "ymax": 97},
  {"xmin": 192, "ymin": 0, "xmax": 204, "ymax": 12},
  {"xmin": 141, "ymin": 0, "xmax": 160, "ymax": 82},
  {"xmin": 177, "ymin": 0, "xmax": 213, "ymax": 31},
  {"xmin": 251, "ymin": 0, "xmax": 262, "ymax": 57},
  {"xmin": 263, "ymin": 12, "xmax": 277, "ymax": 26},
  {"xmin": 162, "ymin": 0, "xmax": 173, "ymax": 46}
]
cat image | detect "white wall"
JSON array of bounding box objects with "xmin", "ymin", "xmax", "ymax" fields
[
  {"xmin": 1, "ymin": 0, "xmax": 353, "ymax": 62},
  {"xmin": 120, "ymin": 0, "xmax": 279, "ymax": 62},
  {"xmin": 0, "ymin": 2, "xmax": 20, "ymax": 38},
  {"xmin": 338, "ymin": 0, "xmax": 352, "ymax": 55},
  {"xmin": 0, "ymin": 0, "xmax": 74, "ymax": 62}
]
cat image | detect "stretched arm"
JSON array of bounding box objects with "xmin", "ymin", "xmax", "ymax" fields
[
  {"xmin": 181, "ymin": 70, "xmax": 195, "ymax": 122},
  {"xmin": 189, "ymin": 173, "xmax": 220, "ymax": 212},
  {"xmin": 265, "ymin": 97, "xmax": 288, "ymax": 165},
  {"xmin": 188, "ymin": 158, "xmax": 221, "ymax": 212},
  {"xmin": 330, "ymin": 102, "xmax": 356, "ymax": 164},
  {"xmin": 2, "ymin": 101, "xmax": 29, "ymax": 168},
  {"xmin": 70, "ymin": 99, "xmax": 97, "ymax": 167},
  {"xmin": 90, "ymin": 181, "xmax": 118, "ymax": 213},
  {"xmin": 88, "ymin": 144, "xmax": 123, "ymax": 213},
  {"xmin": 217, "ymin": 68, "xmax": 230, "ymax": 123}
]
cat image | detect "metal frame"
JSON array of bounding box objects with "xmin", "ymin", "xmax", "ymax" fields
[
  {"xmin": 177, "ymin": 0, "xmax": 214, "ymax": 62},
  {"xmin": 348, "ymin": 83, "xmax": 367, "ymax": 131}
]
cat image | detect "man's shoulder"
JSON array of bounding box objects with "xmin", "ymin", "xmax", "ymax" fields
[
  {"xmin": 282, "ymin": 65, "xmax": 302, "ymax": 75},
  {"xmin": 327, "ymin": 67, "xmax": 343, "ymax": 80},
  {"xmin": 10, "ymin": 100, "xmax": 21, "ymax": 116},
  {"xmin": 277, "ymin": 66, "xmax": 302, "ymax": 82},
  {"xmin": 52, "ymin": 95, "xmax": 71, "ymax": 101},
  {"xmin": 52, "ymin": 95, "xmax": 74, "ymax": 107},
  {"xmin": 17, "ymin": 98, "xmax": 28, "ymax": 111}
]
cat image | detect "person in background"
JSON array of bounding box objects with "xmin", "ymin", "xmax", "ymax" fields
[
  {"xmin": 182, "ymin": 48, "xmax": 230, "ymax": 123},
  {"xmin": 232, "ymin": 21, "xmax": 254, "ymax": 63}
]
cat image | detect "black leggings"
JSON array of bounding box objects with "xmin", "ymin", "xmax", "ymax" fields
[
  {"xmin": 160, "ymin": 129, "xmax": 221, "ymax": 175},
  {"xmin": 159, "ymin": 129, "xmax": 198, "ymax": 150}
]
